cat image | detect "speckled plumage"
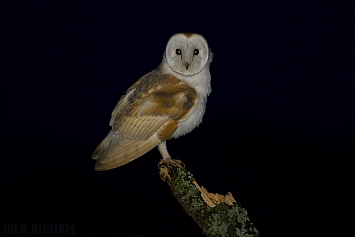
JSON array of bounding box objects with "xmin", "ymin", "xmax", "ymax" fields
[{"xmin": 93, "ymin": 33, "xmax": 212, "ymax": 171}]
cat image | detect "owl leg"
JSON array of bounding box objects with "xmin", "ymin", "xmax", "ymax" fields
[
  {"xmin": 157, "ymin": 141, "xmax": 171, "ymax": 161},
  {"xmin": 157, "ymin": 142, "xmax": 184, "ymax": 168}
]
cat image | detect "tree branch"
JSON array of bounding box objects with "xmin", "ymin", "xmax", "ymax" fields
[{"xmin": 158, "ymin": 160, "xmax": 259, "ymax": 237}]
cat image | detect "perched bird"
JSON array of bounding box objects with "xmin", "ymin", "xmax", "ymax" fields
[{"xmin": 92, "ymin": 33, "xmax": 213, "ymax": 171}]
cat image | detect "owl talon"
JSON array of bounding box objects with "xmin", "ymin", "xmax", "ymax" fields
[{"xmin": 164, "ymin": 158, "xmax": 185, "ymax": 168}]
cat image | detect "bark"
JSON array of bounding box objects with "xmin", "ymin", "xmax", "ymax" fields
[{"xmin": 158, "ymin": 160, "xmax": 259, "ymax": 237}]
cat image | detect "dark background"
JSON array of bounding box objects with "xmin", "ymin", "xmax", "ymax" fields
[{"xmin": 1, "ymin": 1, "xmax": 353, "ymax": 236}]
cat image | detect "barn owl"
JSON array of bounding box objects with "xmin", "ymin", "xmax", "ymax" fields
[{"xmin": 92, "ymin": 33, "xmax": 213, "ymax": 171}]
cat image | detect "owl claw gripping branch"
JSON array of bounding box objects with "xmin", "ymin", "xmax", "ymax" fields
[{"xmin": 92, "ymin": 33, "xmax": 212, "ymax": 171}]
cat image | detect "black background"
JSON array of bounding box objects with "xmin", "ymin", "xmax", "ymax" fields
[{"xmin": 1, "ymin": 1, "xmax": 353, "ymax": 236}]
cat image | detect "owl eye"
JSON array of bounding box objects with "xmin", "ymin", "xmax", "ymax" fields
[
  {"xmin": 175, "ymin": 49, "xmax": 181, "ymax": 55},
  {"xmin": 194, "ymin": 49, "xmax": 199, "ymax": 55}
]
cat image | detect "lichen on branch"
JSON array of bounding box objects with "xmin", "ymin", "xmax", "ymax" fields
[{"xmin": 158, "ymin": 160, "xmax": 259, "ymax": 237}]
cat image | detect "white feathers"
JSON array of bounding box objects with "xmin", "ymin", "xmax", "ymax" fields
[
  {"xmin": 159, "ymin": 34, "xmax": 212, "ymax": 138},
  {"xmin": 165, "ymin": 33, "xmax": 210, "ymax": 76}
]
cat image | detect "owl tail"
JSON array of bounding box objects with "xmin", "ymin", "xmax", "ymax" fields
[
  {"xmin": 92, "ymin": 131, "xmax": 114, "ymax": 160},
  {"xmin": 94, "ymin": 132, "xmax": 161, "ymax": 171}
]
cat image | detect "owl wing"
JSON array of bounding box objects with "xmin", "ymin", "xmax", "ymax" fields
[{"xmin": 93, "ymin": 71, "xmax": 198, "ymax": 170}]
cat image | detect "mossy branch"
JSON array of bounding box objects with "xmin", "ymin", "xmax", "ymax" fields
[{"xmin": 158, "ymin": 160, "xmax": 259, "ymax": 237}]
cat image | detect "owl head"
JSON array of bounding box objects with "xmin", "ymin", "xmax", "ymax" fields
[{"xmin": 164, "ymin": 33, "xmax": 212, "ymax": 76}]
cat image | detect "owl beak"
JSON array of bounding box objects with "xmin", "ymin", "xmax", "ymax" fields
[{"xmin": 185, "ymin": 62, "xmax": 190, "ymax": 70}]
